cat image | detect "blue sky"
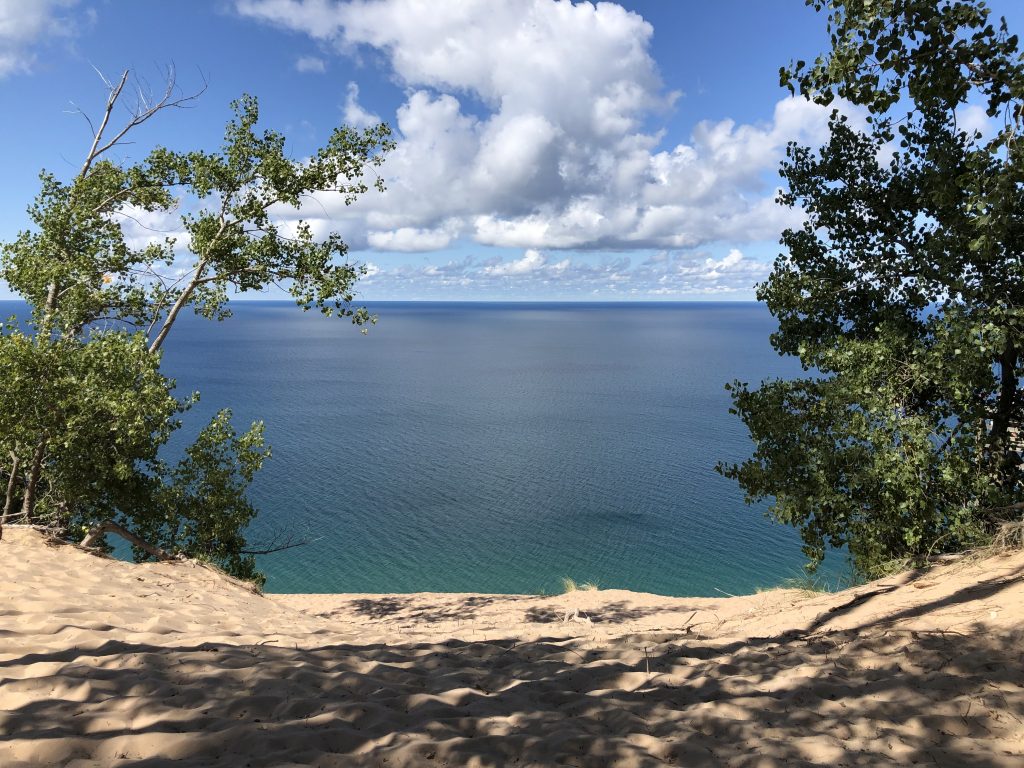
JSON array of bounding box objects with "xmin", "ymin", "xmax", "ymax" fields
[{"xmin": 0, "ymin": 0, "xmax": 1019, "ymax": 301}]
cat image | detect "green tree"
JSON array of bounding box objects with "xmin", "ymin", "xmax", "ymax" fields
[
  {"xmin": 0, "ymin": 70, "xmax": 393, "ymax": 584},
  {"xmin": 719, "ymin": 0, "xmax": 1024, "ymax": 577}
]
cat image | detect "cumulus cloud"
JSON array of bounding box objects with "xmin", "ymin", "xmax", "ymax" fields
[
  {"xmin": 342, "ymin": 81, "xmax": 381, "ymax": 128},
  {"xmin": 0, "ymin": 0, "xmax": 79, "ymax": 77},
  {"xmin": 113, "ymin": 204, "xmax": 189, "ymax": 252},
  {"xmin": 235, "ymin": 0, "xmax": 838, "ymax": 257},
  {"xmin": 110, "ymin": 199, "xmax": 771, "ymax": 298},
  {"xmin": 295, "ymin": 55, "xmax": 326, "ymax": 73},
  {"xmin": 481, "ymin": 248, "xmax": 549, "ymax": 276},
  {"xmin": 366, "ymin": 220, "xmax": 456, "ymax": 251}
]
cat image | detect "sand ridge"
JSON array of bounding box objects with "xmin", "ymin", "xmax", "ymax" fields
[{"xmin": 1, "ymin": 527, "xmax": 1022, "ymax": 766}]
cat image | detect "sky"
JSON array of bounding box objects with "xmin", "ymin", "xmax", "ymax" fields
[{"xmin": 0, "ymin": 0, "xmax": 1020, "ymax": 302}]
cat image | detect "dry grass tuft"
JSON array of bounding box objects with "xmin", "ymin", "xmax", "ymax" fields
[
  {"xmin": 561, "ymin": 577, "xmax": 599, "ymax": 593},
  {"xmin": 945, "ymin": 518, "xmax": 1024, "ymax": 574},
  {"xmin": 990, "ymin": 519, "xmax": 1024, "ymax": 552},
  {"xmin": 760, "ymin": 567, "xmax": 859, "ymax": 597}
]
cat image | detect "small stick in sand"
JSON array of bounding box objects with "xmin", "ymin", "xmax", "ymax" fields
[{"xmin": 681, "ymin": 611, "xmax": 698, "ymax": 633}]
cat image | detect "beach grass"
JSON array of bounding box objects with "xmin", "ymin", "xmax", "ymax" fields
[{"xmin": 561, "ymin": 577, "xmax": 600, "ymax": 593}]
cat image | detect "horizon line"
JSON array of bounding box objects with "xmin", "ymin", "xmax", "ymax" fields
[{"xmin": 0, "ymin": 297, "xmax": 764, "ymax": 305}]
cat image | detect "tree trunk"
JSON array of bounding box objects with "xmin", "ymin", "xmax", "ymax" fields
[
  {"xmin": 148, "ymin": 259, "xmax": 208, "ymax": 354},
  {"xmin": 21, "ymin": 280, "xmax": 62, "ymax": 525},
  {"xmin": 19, "ymin": 438, "xmax": 47, "ymax": 522},
  {"xmin": 1, "ymin": 453, "xmax": 20, "ymax": 540},
  {"xmin": 81, "ymin": 520, "xmax": 173, "ymax": 561},
  {"xmin": 990, "ymin": 339, "xmax": 1020, "ymax": 482},
  {"xmin": 19, "ymin": 76, "xmax": 132, "ymax": 525}
]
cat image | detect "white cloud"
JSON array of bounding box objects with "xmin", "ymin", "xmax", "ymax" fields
[
  {"xmin": 235, "ymin": 0, "xmax": 345, "ymax": 40},
  {"xmin": 295, "ymin": 55, "xmax": 326, "ymax": 73},
  {"xmin": 481, "ymin": 248, "xmax": 547, "ymax": 276},
  {"xmin": 955, "ymin": 103, "xmax": 994, "ymax": 140},
  {"xmin": 366, "ymin": 221, "xmax": 456, "ymax": 251},
  {"xmin": 114, "ymin": 204, "xmax": 190, "ymax": 253},
  {"xmin": 342, "ymin": 81, "xmax": 380, "ymax": 128},
  {"xmin": 236, "ymin": 0, "xmax": 840, "ymax": 254},
  {"xmin": 0, "ymin": 0, "xmax": 78, "ymax": 77},
  {"xmin": 357, "ymin": 246, "xmax": 771, "ymax": 298}
]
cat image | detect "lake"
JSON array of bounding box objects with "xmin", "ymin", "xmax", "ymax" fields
[{"xmin": 152, "ymin": 301, "xmax": 846, "ymax": 595}]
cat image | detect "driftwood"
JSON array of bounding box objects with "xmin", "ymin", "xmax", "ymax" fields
[{"xmin": 81, "ymin": 520, "xmax": 174, "ymax": 561}]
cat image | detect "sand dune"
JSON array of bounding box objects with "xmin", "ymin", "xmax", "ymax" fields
[{"xmin": 1, "ymin": 527, "xmax": 1022, "ymax": 766}]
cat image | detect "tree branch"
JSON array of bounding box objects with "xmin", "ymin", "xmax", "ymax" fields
[
  {"xmin": 240, "ymin": 530, "xmax": 317, "ymax": 556},
  {"xmin": 81, "ymin": 520, "xmax": 175, "ymax": 561},
  {"xmin": 148, "ymin": 257, "xmax": 209, "ymax": 353},
  {"xmin": 86, "ymin": 67, "xmax": 206, "ymax": 173},
  {"xmin": 79, "ymin": 70, "xmax": 130, "ymax": 179}
]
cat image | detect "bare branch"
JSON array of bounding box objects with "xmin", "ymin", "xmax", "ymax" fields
[
  {"xmin": 65, "ymin": 100, "xmax": 98, "ymax": 139},
  {"xmin": 192, "ymin": 265, "xmax": 269, "ymax": 286},
  {"xmin": 109, "ymin": 206, "xmax": 179, "ymax": 234},
  {"xmin": 240, "ymin": 530, "xmax": 318, "ymax": 556},
  {"xmin": 983, "ymin": 500, "xmax": 1024, "ymax": 515},
  {"xmin": 89, "ymin": 62, "xmax": 115, "ymax": 91},
  {"xmin": 83, "ymin": 66, "xmax": 207, "ymax": 177},
  {"xmin": 80, "ymin": 69, "xmax": 130, "ymax": 179},
  {"xmin": 81, "ymin": 520, "xmax": 176, "ymax": 561}
]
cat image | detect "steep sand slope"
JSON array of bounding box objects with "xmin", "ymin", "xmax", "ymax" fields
[{"xmin": 1, "ymin": 527, "xmax": 1022, "ymax": 767}]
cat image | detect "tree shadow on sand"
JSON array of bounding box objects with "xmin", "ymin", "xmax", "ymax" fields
[
  {"xmin": 2, "ymin": 577, "xmax": 1022, "ymax": 767},
  {"xmin": 524, "ymin": 601, "xmax": 702, "ymax": 626},
  {"xmin": 338, "ymin": 594, "xmax": 531, "ymax": 625}
]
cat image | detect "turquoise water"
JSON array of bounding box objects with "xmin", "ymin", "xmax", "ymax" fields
[{"xmin": 151, "ymin": 301, "xmax": 844, "ymax": 595}]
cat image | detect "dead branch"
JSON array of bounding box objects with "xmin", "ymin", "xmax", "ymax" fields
[
  {"xmin": 980, "ymin": 501, "xmax": 1024, "ymax": 519},
  {"xmin": 240, "ymin": 529, "xmax": 315, "ymax": 556},
  {"xmin": 80, "ymin": 65, "xmax": 207, "ymax": 180},
  {"xmin": 81, "ymin": 520, "xmax": 174, "ymax": 561}
]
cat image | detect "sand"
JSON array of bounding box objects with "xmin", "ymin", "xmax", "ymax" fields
[{"xmin": 1, "ymin": 527, "xmax": 1022, "ymax": 767}]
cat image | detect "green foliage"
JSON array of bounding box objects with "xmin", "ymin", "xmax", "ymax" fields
[
  {"xmin": 0, "ymin": 74, "xmax": 392, "ymax": 583},
  {"xmin": 135, "ymin": 410, "xmax": 271, "ymax": 587},
  {"xmin": 0, "ymin": 326, "xmax": 180, "ymax": 518},
  {"xmin": 720, "ymin": 0, "xmax": 1024, "ymax": 577}
]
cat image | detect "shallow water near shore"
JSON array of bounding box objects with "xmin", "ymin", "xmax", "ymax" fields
[{"xmin": 3, "ymin": 300, "xmax": 846, "ymax": 595}]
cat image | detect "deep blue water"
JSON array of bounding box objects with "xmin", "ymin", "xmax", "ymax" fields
[{"xmin": 4, "ymin": 300, "xmax": 847, "ymax": 595}]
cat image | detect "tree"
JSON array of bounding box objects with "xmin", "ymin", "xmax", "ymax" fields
[
  {"xmin": 0, "ymin": 69, "xmax": 393, "ymax": 584},
  {"xmin": 718, "ymin": 0, "xmax": 1024, "ymax": 577}
]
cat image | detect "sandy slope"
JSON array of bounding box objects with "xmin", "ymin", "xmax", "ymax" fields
[{"xmin": 1, "ymin": 528, "xmax": 1022, "ymax": 767}]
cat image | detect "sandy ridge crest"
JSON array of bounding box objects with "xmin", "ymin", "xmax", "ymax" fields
[{"xmin": 1, "ymin": 527, "xmax": 1022, "ymax": 767}]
